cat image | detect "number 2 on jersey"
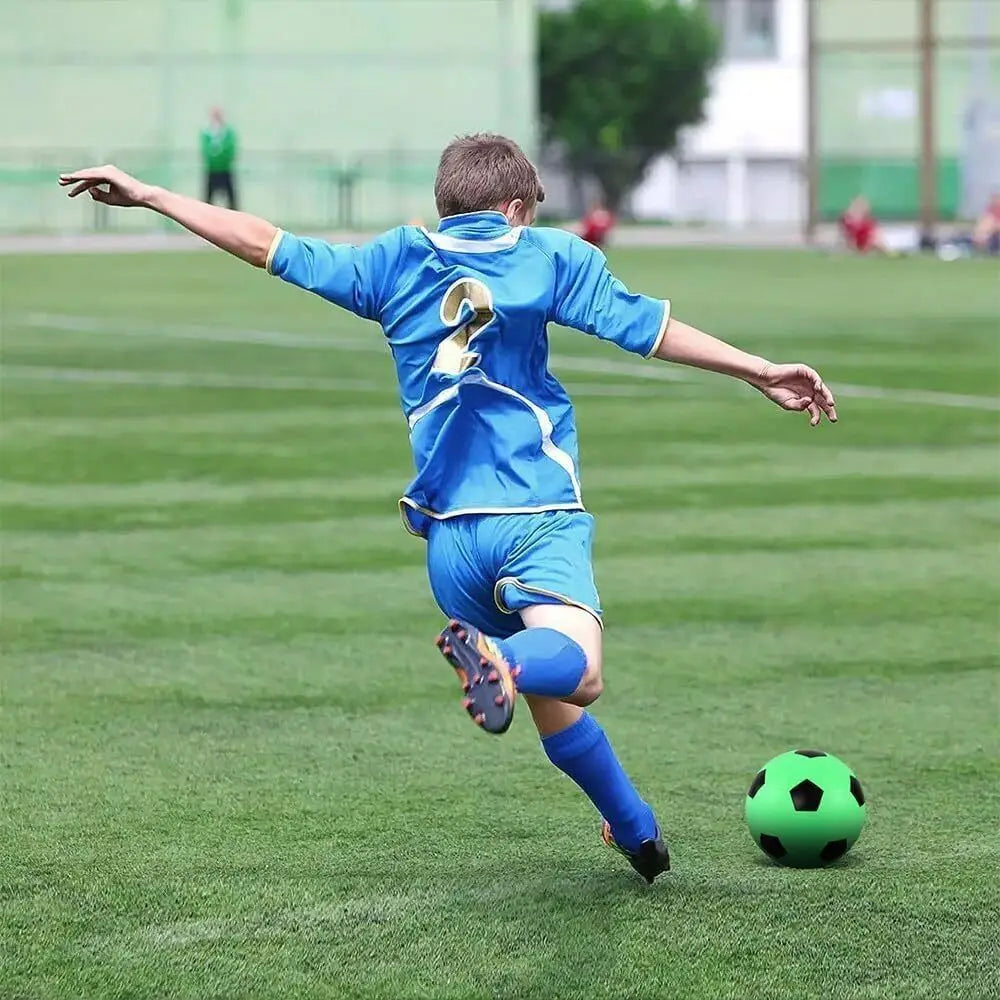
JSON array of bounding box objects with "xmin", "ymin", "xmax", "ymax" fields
[{"xmin": 432, "ymin": 278, "xmax": 496, "ymax": 375}]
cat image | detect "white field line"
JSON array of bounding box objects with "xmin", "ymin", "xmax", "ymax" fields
[
  {"xmin": 0, "ymin": 366, "xmax": 380, "ymax": 392},
  {"xmin": 18, "ymin": 311, "xmax": 383, "ymax": 352},
  {"xmin": 0, "ymin": 364, "xmax": 661, "ymax": 400},
  {"xmin": 822, "ymin": 382, "xmax": 1000, "ymax": 411},
  {"xmin": 9, "ymin": 312, "xmax": 1000, "ymax": 411},
  {"xmin": 555, "ymin": 357, "xmax": 1000, "ymax": 411}
]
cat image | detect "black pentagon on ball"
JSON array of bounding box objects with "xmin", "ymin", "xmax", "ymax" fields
[
  {"xmin": 820, "ymin": 839, "xmax": 848, "ymax": 862},
  {"xmin": 850, "ymin": 775, "xmax": 865, "ymax": 806},
  {"xmin": 789, "ymin": 778, "xmax": 824, "ymax": 812},
  {"xmin": 794, "ymin": 748, "xmax": 828, "ymax": 758},
  {"xmin": 747, "ymin": 769, "xmax": 766, "ymax": 798},
  {"xmin": 759, "ymin": 834, "xmax": 787, "ymax": 859}
]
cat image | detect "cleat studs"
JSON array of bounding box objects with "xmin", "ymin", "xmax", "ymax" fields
[
  {"xmin": 479, "ymin": 657, "xmax": 489, "ymax": 668},
  {"xmin": 449, "ymin": 620, "xmax": 461, "ymax": 633},
  {"xmin": 487, "ymin": 671, "xmax": 499, "ymax": 683},
  {"xmin": 494, "ymin": 695, "xmax": 505, "ymax": 706},
  {"xmin": 462, "ymin": 697, "xmax": 473, "ymax": 709},
  {"xmin": 462, "ymin": 683, "xmax": 471, "ymax": 694},
  {"xmin": 457, "ymin": 629, "xmax": 468, "ymax": 641},
  {"xmin": 474, "ymin": 713, "xmax": 486, "ymax": 726},
  {"xmin": 435, "ymin": 636, "xmax": 445, "ymax": 648},
  {"xmin": 442, "ymin": 643, "xmax": 452, "ymax": 655}
]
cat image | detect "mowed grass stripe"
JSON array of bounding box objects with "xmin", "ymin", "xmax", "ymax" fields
[
  {"xmin": 2, "ymin": 443, "xmax": 994, "ymax": 497},
  {"xmin": 3, "ymin": 477, "xmax": 994, "ymax": 533},
  {"xmin": 8, "ymin": 307, "xmax": 1000, "ymax": 404},
  {"xmin": 7, "ymin": 617, "xmax": 996, "ymax": 721},
  {"xmin": 8, "ymin": 317, "xmax": 1000, "ymax": 411},
  {"xmin": 0, "ymin": 405, "xmax": 407, "ymax": 439},
  {"xmin": 2, "ymin": 499, "xmax": 995, "ymax": 582},
  {"xmin": 2, "ymin": 544, "xmax": 992, "ymax": 637}
]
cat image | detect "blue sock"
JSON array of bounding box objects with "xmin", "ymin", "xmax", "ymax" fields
[
  {"xmin": 541, "ymin": 712, "xmax": 658, "ymax": 853},
  {"xmin": 497, "ymin": 628, "xmax": 587, "ymax": 698}
]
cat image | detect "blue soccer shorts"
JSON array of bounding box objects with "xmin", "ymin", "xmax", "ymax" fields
[{"xmin": 425, "ymin": 510, "xmax": 603, "ymax": 639}]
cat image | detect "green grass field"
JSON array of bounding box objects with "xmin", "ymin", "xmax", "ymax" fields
[{"xmin": 2, "ymin": 246, "xmax": 998, "ymax": 1000}]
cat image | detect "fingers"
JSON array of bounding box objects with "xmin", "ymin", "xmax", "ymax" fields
[
  {"xmin": 805, "ymin": 366, "xmax": 839, "ymax": 423},
  {"xmin": 59, "ymin": 165, "xmax": 114, "ymax": 184},
  {"xmin": 67, "ymin": 179, "xmax": 103, "ymax": 198},
  {"xmin": 88, "ymin": 187, "xmax": 113, "ymax": 204},
  {"xmin": 59, "ymin": 171, "xmax": 99, "ymax": 188},
  {"xmin": 780, "ymin": 394, "xmax": 826, "ymax": 427},
  {"xmin": 59, "ymin": 166, "xmax": 119, "ymax": 199},
  {"xmin": 782, "ymin": 396, "xmax": 811, "ymax": 412}
]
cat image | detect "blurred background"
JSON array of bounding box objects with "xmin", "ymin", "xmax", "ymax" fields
[{"xmin": 2, "ymin": 0, "xmax": 997, "ymax": 239}]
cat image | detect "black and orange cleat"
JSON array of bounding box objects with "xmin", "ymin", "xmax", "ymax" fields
[
  {"xmin": 601, "ymin": 819, "xmax": 670, "ymax": 884},
  {"xmin": 435, "ymin": 619, "xmax": 517, "ymax": 734}
]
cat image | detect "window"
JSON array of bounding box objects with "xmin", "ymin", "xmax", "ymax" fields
[{"xmin": 705, "ymin": 0, "xmax": 778, "ymax": 61}]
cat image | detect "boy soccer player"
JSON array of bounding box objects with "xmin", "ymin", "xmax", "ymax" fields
[{"xmin": 60, "ymin": 136, "xmax": 836, "ymax": 883}]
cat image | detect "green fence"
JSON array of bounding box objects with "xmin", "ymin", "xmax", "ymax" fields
[
  {"xmin": 819, "ymin": 158, "xmax": 961, "ymax": 220},
  {"xmin": 0, "ymin": 0, "xmax": 537, "ymax": 234},
  {"xmin": 816, "ymin": 0, "xmax": 1000, "ymax": 222},
  {"xmin": 0, "ymin": 149, "xmax": 444, "ymax": 233}
]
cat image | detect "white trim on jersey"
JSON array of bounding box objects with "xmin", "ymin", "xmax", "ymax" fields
[
  {"xmin": 398, "ymin": 498, "xmax": 586, "ymax": 536},
  {"xmin": 407, "ymin": 384, "xmax": 459, "ymax": 429},
  {"xmin": 404, "ymin": 370, "xmax": 583, "ymax": 505},
  {"xmin": 421, "ymin": 227, "xmax": 524, "ymax": 254},
  {"xmin": 264, "ymin": 229, "xmax": 284, "ymax": 274},
  {"xmin": 645, "ymin": 299, "xmax": 672, "ymax": 359},
  {"xmin": 479, "ymin": 376, "xmax": 583, "ymax": 504}
]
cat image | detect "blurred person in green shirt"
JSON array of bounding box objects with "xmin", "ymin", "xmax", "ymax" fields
[{"xmin": 200, "ymin": 107, "xmax": 238, "ymax": 209}]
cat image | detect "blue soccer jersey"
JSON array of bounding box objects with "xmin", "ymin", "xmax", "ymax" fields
[{"xmin": 266, "ymin": 211, "xmax": 669, "ymax": 537}]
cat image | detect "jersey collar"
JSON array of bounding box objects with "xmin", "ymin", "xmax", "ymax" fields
[{"xmin": 437, "ymin": 211, "xmax": 510, "ymax": 235}]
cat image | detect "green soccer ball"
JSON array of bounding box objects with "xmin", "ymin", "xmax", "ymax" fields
[{"xmin": 745, "ymin": 749, "xmax": 866, "ymax": 868}]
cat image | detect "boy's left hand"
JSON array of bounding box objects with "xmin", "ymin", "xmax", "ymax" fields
[
  {"xmin": 58, "ymin": 165, "xmax": 153, "ymax": 208},
  {"xmin": 750, "ymin": 363, "xmax": 838, "ymax": 426}
]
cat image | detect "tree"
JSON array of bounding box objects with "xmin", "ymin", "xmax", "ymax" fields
[{"xmin": 539, "ymin": 0, "xmax": 719, "ymax": 212}]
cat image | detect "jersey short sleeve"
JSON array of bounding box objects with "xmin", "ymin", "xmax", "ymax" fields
[
  {"xmin": 266, "ymin": 226, "xmax": 409, "ymax": 321},
  {"xmin": 542, "ymin": 231, "xmax": 669, "ymax": 358}
]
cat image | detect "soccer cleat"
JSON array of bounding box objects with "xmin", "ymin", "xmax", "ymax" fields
[
  {"xmin": 601, "ymin": 819, "xmax": 670, "ymax": 884},
  {"xmin": 435, "ymin": 619, "xmax": 517, "ymax": 734}
]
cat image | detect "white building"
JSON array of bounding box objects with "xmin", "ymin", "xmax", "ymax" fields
[
  {"xmin": 539, "ymin": 0, "xmax": 808, "ymax": 227},
  {"xmin": 632, "ymin": 0, "xmax": 807, "ymax": 226}
]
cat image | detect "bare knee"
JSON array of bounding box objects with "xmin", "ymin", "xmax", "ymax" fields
[
  {"xmin": 566, "ymin": 654, "xmax": 603, "ymax": 707},
  {"xmin": 517, "ymin": 603, "xmax": 604, "ymax": 707}
]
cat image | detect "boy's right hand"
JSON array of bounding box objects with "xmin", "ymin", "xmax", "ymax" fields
[
  {"xmin": 58, "ymin": 165, "xmax": 153, "ymax": 208},
  {"xmin": 749, "ymin": 362, "xmax": 838, "ymax": 426}
]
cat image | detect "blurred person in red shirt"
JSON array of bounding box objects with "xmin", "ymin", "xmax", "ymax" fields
[
  {"xmin": 839, "ymin": 196, "xmax": 889, "ymax": 254},
  {"xmin": 579, "ymin": 199, "xmax": 615, "ymax": 248},
  {"xmin": 972, "ymin": 193, "xmax": 1000, "ymax": 255}
]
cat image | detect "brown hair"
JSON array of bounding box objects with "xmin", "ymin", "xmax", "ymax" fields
[{"xmin": 434, "ymin": 133, "xmax": 545, "ymax": 219}]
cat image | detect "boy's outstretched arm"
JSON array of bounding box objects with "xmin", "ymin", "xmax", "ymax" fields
[
  {"xmin": 59, "ymin": 165, "xmax": 276, "ymax": 268},
  {"xmin": 653, "ymin": 317, "xmax": 838, "ymax": 426},
  {"xmin": 551, "ymin": 235, "xmax": 838, "ymax": 428}
]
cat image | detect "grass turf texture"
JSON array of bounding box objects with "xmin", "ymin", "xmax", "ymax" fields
[{"xmin": 1, "ymin": 247, "xmax": 998, "ymax": 1000}]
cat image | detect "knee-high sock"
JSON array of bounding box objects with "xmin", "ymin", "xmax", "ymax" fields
[
  {"xmin": 497, "ymin": 628, "xmax": 587, "ymax": 699},
  {"xmin": 541, "ymin": 712, "xmax": 657, "ymax": 853}
]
